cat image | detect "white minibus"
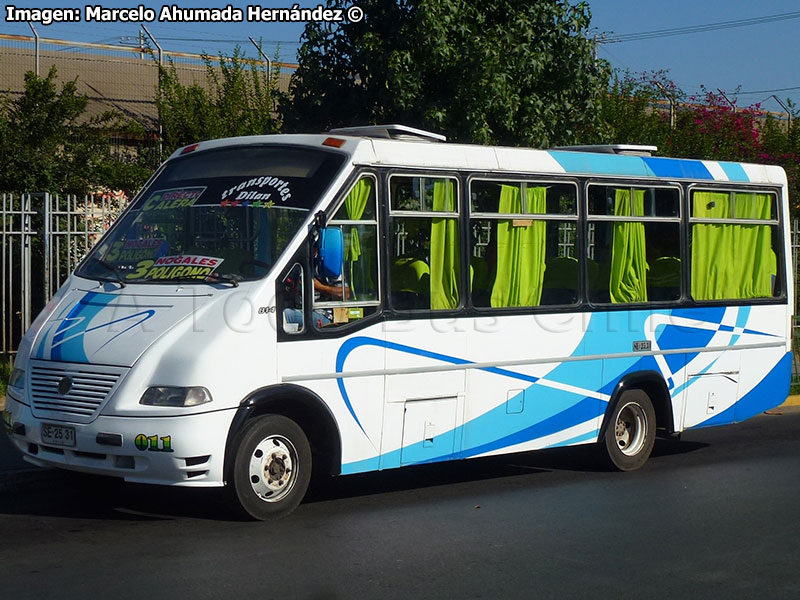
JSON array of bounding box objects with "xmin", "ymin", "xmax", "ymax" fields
[{"xmin": 3, "ymin": 125, "xmax": 792, "ymax": 519}]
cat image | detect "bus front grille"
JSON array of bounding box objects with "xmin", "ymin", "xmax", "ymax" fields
[{"xmin": 29, "ymin": 360, "xmax": 129, "ymax": 423}]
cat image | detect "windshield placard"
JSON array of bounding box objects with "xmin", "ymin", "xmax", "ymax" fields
[
  {"xmin": 141, "ymin": 187, "xmax": 206, "ymax": 211},
  {"xmin": 105, "ymin": 238, "xmax": 168, "ymax": 263},
  {"xmin": 220, "ymin": 176, "xmax": 292, "ymax": 206},
  {"xmin": 125, "ymin": 255, "xmax": 224, "ymax": 281}
]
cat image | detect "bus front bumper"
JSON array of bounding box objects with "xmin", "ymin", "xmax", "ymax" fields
[{"xmin": 3, "ymin": 392, "xmax": 234, "ymax": 487}]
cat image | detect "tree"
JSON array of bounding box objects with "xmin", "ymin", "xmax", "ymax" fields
[
  {"xmin": 0, "ymin": 66, "xmax": 144, "ymax": 194},
  {"xmin": 282, "ymin": 0, "xmax": 610, "ymax": 147},
  {"xmin": 665, "ymin": 88, "xmax": 763, "ymax": 163},
  {"xmin": 759, "ymin": 104, "xmax": 800, "ymax": 216},
  {"xmin": 596, "ymin": 70, "xmax": 674, "ymax": 148},
  {"xmin": 155, "ymin": 46, "xmax": 282, "ymax": 156}
]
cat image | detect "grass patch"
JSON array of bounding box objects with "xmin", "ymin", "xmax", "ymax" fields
[{"xmin": 0, "ymin": 360, "xmax": 10, "ymax": 398}]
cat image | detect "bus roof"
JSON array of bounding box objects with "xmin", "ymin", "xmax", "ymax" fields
[{"xmin": 169, "ymin": 132, "xmax": 787, "ymax": 187}]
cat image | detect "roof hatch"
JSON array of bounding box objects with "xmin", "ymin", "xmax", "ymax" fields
[
  {"xmin": 551, "ymin": 144, "xmax": 658, "ymax": 156},
  {"xmin": 327, "ymin": 124, "xmax": 446, "ymax": 143}
]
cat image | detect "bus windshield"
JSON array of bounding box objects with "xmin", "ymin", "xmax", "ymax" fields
[{"xmin": 77, "ymin": 145, "xmax": 345, "ymax": 284}]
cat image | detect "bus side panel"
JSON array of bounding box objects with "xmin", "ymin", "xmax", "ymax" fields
[
  {"xmin": 462, "ymin": 313, "xmax": 603, "ymax": 459},
  {"xmin": 678, "ymin": 304, "xmax": 790, "ymax": 429}
]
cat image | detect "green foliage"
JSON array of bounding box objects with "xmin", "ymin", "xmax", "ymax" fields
[
  {"xmin": 595, "ymin": 71, "xmax": 674, "ymax": 147},
  {"xmin": 155, "ymin": 46, "xmax": 282, "ymax": 157},
  {"xmin": 664, "ymin": 88, "xmax": 762, "ymax": 162},
  {"xmin": 0, "ymin": 360, "xmax": 9, "ymax": 399},
  {"xmin": 282, "ymin": 0, "xmax": 611, "ymax": 147},
  {"xmin": 0, "ymin": 66, "xmax": 147, "ymax": 195}
]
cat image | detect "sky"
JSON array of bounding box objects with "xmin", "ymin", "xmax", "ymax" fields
[{"xmin": 2, "ymin": 0, "xmax": 800, "ymax": 114}]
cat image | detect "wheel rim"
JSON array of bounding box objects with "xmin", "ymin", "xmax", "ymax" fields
[
  {"xmin": 614, "ymin": 401, "xmax": 648, "ymax": 457},
  {"xmin": 248, "ymin": 435, "xmax": 298, "ymax": 503}
]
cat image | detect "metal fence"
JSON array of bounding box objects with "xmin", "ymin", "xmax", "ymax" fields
[
  {"xmin": 0, "ymin": 33, "xmax": 296, "ymax": 128},
  {"xmin": 1, "ymin": 193, "xmax": 128, "ymax": 362}
]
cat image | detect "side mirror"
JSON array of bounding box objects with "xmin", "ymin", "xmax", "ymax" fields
[{"xmin": 316, "ymin": 227, "xmax": 343, "ymax": 280}]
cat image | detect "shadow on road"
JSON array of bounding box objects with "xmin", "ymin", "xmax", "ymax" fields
[
  {"xmin": 0, "ymin": 470, "xmax": 231, "ymax": 521},
  {"xmin": 305, "ymin": 437, "xmax": 709, "ymax": 503},
  {"xmin": 0, "ymin": 437, "xmax": 709, "ymax": 521}
]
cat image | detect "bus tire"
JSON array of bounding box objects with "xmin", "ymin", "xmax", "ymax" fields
[
  {"xmin": 228, "ymin": 414, "xmax": 312, "ymax": 520},
  {"xmin": 602, "ymin": 389, "xmax": 656, "ymax": 471}
]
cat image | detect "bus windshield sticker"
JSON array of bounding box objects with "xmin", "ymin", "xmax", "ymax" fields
[
  {"xmin": 125, "ymin": 255, "xmax": 224, "ymax": 281},
  {"xmin": 140, "ymin": 187, "xmax": 206, "ymax": 211},
  {"xmin": 117, "ymin": 238, "xmax": 168, "ymax": 262},
  {"xmin": 103, "ymin": 238, "xmax": 168, "ymax": 263},
  {"xmin": 220, "ymin": 176, "xmax": 293, "ymax": 206}
]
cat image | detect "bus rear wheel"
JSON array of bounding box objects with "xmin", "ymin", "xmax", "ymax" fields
[
  {"xmin": 228, "ymin": 414, "xmax": 312, "ymax": 520},
  {"xmin": 602, "ymin": 389, "xmax": 656, "ymax": 471}
]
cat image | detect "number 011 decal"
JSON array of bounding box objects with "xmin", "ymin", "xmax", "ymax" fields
[{"xmin": 135, "ymin": 434, "xmax": 174, "ymax": 452}]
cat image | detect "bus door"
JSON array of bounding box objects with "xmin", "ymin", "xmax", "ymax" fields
[
  {"xmin": 380, "ymin": 173, "xmax": 467, "ymax": 469},
  {"xmin": 277, "ymin": 174, "xmax": 387, "ymax": 469},
  {"xmin": 380, "ymin": 323, "xmax": 467, "ymax": 469}
]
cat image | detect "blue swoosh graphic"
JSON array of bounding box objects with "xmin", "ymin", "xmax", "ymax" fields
[
  {"xmin": 335, "ymin": 336, "xmax": 541, "ymax": 434},
  {"xmin": 43, "ymin": 291, "xmax": 156, "ymax": 362},
  {"xmin": 336, "ymin": 306, "xmax": 784, "ymax": 473}
]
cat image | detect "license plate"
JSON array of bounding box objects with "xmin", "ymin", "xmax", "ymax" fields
[{"xmin": 41, "ymin": 423, "xmax": 76, "ymax": 447}]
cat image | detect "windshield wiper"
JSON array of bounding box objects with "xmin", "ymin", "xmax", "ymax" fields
[
  {"xmin": 204, "ymin": 272, "xmax": 240, "ymax": 287},
  {"xmin": 151, "ymin": 274, "xmax": 240, "ymax": 288},
  {"xmin": 89, "ymin": 257, "xmax": 126, "ymax": 288}
]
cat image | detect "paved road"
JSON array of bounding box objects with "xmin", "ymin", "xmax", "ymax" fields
[{"xmin": 1, "ymin": 408, "xmax": 799, "ymax": 600}]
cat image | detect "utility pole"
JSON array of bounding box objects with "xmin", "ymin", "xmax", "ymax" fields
[
  {"xmin": 248, "ymin": 36, "xmax": 272, "ymax": 81},
  {"xmin": 27, "ymin": 22, "xmax": 39, "ymax": 76},
  {"xmin": 141, "ymin": 25, "xmax": 163, "ymax": 160},
  {"xmin": 717, "ymin": 89, "xmax": 737, "ymax": 112},
  {"xmin": 771, "ymin": 94, "xmax": 792, "ymax": 134},
  {"xmin": 654, "ymin": 81, "xmax": 676, "ymax": 130}
]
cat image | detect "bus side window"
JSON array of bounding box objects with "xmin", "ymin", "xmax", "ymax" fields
[
  {"xmin": 470, "ymin": 179, "xmax": 579, "ymax": 308},
  {"xmin": 314, "ymin": 175, "xmax": 381, "ymax": 328},
  {"xmin": 389, "ymin": 175, "xmax": 461, "ymax": 311},
  {"xmin": 690, "ymin": 190, "xmax": 779, "ymax": 300},
  {"xmin": 587, "ymin": 185, "xmax": 681, "ymax": 305},
  {"xmin": 281, "ymin": 263, "xmax": 305, "ymax": 334}
]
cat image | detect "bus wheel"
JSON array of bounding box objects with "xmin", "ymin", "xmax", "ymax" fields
[
  {"xmin": 229, "ymin": 414, "xmax": 312, "ymax": 520},
  {"xmin": 603, "ymin": 389, "xmax": 656, "ymax": 471}
]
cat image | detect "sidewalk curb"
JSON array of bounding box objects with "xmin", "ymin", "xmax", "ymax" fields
[{"xmin": 782, "ymin": 395, "xmax": 800, "ymax": 407}]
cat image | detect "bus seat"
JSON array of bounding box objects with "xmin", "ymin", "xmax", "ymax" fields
[
  {"xmin": 588, "ymin": 258, "xmax": 610, "ymax": 303},
  {"xmin": 648, "ymin": 256, "xmax": 681, "ymax": 300},
  {"xmin": 541, "ymin": 256, "xmax": 578, "ymax": 304},
  {"xmin": 470, "ymin": 256, "xmax": 491, "ymax": 305},
  {"xmin": 391, "ymin": 257, "xmax": 430, "ymax": 309}
]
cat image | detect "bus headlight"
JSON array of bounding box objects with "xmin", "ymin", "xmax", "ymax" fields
[
  {"xmin": 8, "ymin": 368, "xmax": 25, "ymax": 391},
  {"xmin": 140, "ymin": 386, "xmax": 212, "ymax": 407}
]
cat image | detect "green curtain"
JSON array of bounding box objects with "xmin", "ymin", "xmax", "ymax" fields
[
  {"xmin": 692, "ymin": 192, "xmax": 773, "ymax": 299},
  {"xmin": 491, "ymin": 185, "xmax": 547, "ymax": 307},
  {"xmin": 343, "ymin": 178, "xmax": 373, "ymax": 300},
  {"xmin": 430, "ymin": 180, "xmax": 460, "ymax": 309},
  {"xmin": 610, "ymin": 188, "xmax": 648, "ymax": 303}
]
